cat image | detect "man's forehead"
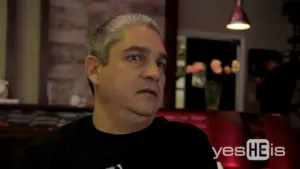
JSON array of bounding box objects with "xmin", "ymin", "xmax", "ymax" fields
[
  {"xmin": 123, "ymin": 25, "xmax": 160, "ymax": 36},
  {"xmin": 121, "ymin": 40, "xmax": 166, "ymax": 54},
  {"xmin": 117, "ymin": 26, "xmax": 165, "ymax": 53}
]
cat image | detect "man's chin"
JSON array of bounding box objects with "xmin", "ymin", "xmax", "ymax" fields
[
  {"xmin": 133, "ymin": 110, "xmax": 156, "ymax": 117},
  {"xmin": 130, "ymin": 106, "xmax": 158, "ymax": 118}
]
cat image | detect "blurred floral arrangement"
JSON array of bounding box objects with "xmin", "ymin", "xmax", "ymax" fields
[
  {"xmin": 186, "ymin": 59, "xmax": 241, "ymax": 75},
  {"xmin": 184, "ymin": 59, "xmax": 241, "ymax": 89},
  {"xmin": 185, "ymin": 59, "xmax": 241, "ymax": 111}
]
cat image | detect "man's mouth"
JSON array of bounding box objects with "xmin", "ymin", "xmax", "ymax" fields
[{"xmin": 137, "ymin": 89, "xmax": 158, "ymax": 97}]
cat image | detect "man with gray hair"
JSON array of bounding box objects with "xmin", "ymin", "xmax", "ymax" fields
[{"xmin": 16, "ymin": 13, "xmax": 217, "ymax": 169}]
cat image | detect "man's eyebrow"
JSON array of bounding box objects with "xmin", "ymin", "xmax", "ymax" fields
[
  {"xmin": 124, "ymin": 46, "xmax": 168, "ymax": 59},
  {"xmin": 158, "ymin": 53, "xmax": 168, "ymax": 60},
  {"xmin": 123, "ymin": 46, "xmax": 149, "ymax": 53}
]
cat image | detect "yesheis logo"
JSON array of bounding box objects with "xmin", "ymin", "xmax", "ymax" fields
[{"xmin": 212, "ymin": 139, "xmax": 285, "ymax": 161}]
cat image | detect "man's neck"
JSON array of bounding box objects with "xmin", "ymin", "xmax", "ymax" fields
[{"xmin": 92, "ymin": 103, "xmax": 154, "ymax": 135}]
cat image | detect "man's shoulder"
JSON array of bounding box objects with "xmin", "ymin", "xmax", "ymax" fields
[
  {"xmin": 153, "ymin": 117, "xmax": 217, "ymax": 168},
  {"xmin": 56, "ymin": 115, "xmax": 92, "ymax": 135},
  {"xmin": 154, "ymin": 117, "xmax": 209, "ymax": 142},
  {"xmin": 24, "ymin": 116, "xmax": 91, "ymax": 153},
  {"xmin": 14, "ymin": 117, "xmax": 91, "ymax": 169}
]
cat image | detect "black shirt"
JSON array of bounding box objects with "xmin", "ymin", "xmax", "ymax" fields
[{"xmin": 14, "ymin": 116, "xmax": 217, "ymax": 169}]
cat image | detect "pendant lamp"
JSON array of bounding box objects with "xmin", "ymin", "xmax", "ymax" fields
[{"xmin": 226, "ymin": 0, "xmax": 250, "ymax": 30}]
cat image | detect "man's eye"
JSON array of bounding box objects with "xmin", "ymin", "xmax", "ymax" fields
[
  {"xmin": 128, "ymin": 55, "xmax": 141, "ymax": 62},
  {"xmin": 157, "ymin": 61, "xmax": 166, "ymax": 69}
]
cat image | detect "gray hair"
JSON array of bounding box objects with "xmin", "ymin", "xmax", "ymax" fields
[{"xmin": 89, "ymin": 13, "xmax": 161, "ymax": 64}]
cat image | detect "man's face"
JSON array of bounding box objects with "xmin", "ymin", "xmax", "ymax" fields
[{"xmin": 87, "ymin": 25, "xmax": 166, "ymax": 117}]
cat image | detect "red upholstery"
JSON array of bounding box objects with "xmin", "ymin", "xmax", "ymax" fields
[
  {"xmin": 157, "ymin": 111, "xmax": 299, "ymax": 169},
  {"xmin": 263, "ymin": 116, "xmax": 299, "ymax": 169},
  {"xmin": 209, "ymin": 111, "xmax": 251, "ymax": 169},
  {"xmin": 157, "ymin": 111, "xmax": 250, "ymax": 169}
]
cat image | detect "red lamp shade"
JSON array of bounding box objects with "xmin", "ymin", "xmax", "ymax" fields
[{"xmin": 226, "ymin": 6, "xmax": 250, "ymax": 30}]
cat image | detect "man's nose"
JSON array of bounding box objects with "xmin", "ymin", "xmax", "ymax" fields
[{"xmin": 143, "ymin": 61, "xmax": 160, "ymax": 81}]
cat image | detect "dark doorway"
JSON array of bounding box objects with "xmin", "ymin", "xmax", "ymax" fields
[{"xmin": 184, "ymin": 38, "xmax": 238, "ymax": 111}]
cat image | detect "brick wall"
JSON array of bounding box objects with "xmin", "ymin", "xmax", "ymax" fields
[{"xmin": 47, "ymin": 0, "xmax": 166, "ymax": 105}]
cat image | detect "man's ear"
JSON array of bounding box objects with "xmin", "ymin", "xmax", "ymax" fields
[{"xmin": 85, "ymin": 55, "xmax": 101, "ymax": 85}]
